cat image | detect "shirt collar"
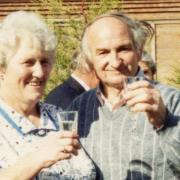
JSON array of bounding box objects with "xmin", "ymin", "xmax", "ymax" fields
[
  {"xmin": 0, "ymin": 99, "xmax": 57, "ymax": 135},
  {"xmin": 135, "ymin": 68, "xmax": 145, "ymax": 77},
  {"xmin": 96, "ymin": 86, "xmax": 126, "ymax": 112},
  {"xmin": 71, "ymin": 74, "xmax": 90, "ymax": 91},
  {"xmin": 96, "ymin": 69, "xmax": 145, "ymax": 112}
]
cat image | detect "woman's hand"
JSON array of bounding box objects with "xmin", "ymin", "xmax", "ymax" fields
[
  {"xmin": 32, "ymin": 131, "xmax": 80, "ymax": 168},
  {"xmin": 0, "ymin": 131, "xmax": 80, "ymax": 180}
]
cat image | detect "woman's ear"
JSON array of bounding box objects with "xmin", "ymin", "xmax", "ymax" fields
[{"xmin": 0, "ymin": 66, "xmax": 5, "ymax": 80}]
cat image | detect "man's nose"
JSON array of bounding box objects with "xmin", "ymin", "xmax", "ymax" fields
[{"xmin": 110, "ymin": 53, "xmax": 122, "ymax": 68}]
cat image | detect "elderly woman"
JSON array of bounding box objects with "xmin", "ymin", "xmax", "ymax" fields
[{"xmin": 0, "ymin": 11, "xmax": 95, "ymax": 179}]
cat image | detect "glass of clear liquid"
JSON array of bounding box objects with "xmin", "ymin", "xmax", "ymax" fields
[
  {"xmin": 56, "ymin": 111, "xmax": 96, "ymax": 179},
  {"xmin": 123, "ymin": 76, "xmax": 146, "ymax": 141},
  {"xmin": 57, "ymin": 111, "xmax": 78, "ymax": 131},
  {"xmin": 56, "ymin": 111, "xmax": 78, "ymax": 175}
]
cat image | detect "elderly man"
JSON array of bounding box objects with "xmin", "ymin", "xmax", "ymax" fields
[{"xmin": 68, "ymin": 11, "xmax": 180, "ymax": 179}]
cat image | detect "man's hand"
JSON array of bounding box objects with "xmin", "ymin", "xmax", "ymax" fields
[{"xmin": 123, "ymin": 80, "xmax": 167, "ymax": 128}]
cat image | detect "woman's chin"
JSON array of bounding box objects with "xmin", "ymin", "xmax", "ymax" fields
[{"xmin": 26, "ymin": 92, "xmax": 43, "ymax": 103}]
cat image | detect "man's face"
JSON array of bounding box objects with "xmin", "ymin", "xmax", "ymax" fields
[{"xmin": 87, "ymin": 17, "xmax": 140, "ymax": 89}]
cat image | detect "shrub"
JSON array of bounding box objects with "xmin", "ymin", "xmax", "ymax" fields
[
  {"xmin": 32, "ymin": 0, "xmax": 122, "ymax": 97},
  {"xmin": 167, "ymin": 61, "xmax": 180, "ymax": 88}
]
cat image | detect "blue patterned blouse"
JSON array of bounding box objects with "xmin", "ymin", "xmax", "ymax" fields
[{"xmin": 0, "ymin": 99, "xmax": 96, "ymax": 180}]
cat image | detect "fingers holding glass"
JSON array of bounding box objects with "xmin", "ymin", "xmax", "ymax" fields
[{"xmin": 123, "ymin": 76, "xmax": 147, "ymax": 141}]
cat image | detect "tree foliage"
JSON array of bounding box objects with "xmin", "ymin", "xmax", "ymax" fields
[
  {"xmin": 32, "ymin": 0, "xmax": 122, "ymax": 97},
  {"xmin": 167, "ymin": 61, "xmax": 180, "ymax": 88}
]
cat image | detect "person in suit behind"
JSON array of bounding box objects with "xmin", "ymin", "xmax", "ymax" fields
[
  {"xmin": 139, "ymin": 50, "xmax": 156, "ymax": 80},
  {"xmin": 45, "ymin": 49, "xmax": 99, "ymax": 109}
]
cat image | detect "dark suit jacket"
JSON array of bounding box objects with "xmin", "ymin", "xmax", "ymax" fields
[{"xmin": 45, "ymin": 76, "xmax": 86, "ymax": 109}]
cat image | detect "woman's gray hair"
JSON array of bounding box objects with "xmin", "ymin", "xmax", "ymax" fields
[
  {"xmin": 81, "ymin": 11, "xmax": 154, "ymax": 66},
  {"xmin": 0, "ymin": 11, "xmax": 57, "ymax": 68}
]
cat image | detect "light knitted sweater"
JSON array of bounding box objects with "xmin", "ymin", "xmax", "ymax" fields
[{"xmin": 68, "ymin": 82, "xmax": 180, "ymax": 180}]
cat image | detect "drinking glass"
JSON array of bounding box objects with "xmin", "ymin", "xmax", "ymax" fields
[
  {"xmin": 56, "ymin": 111, "xmax": 78, "ymax": 175},
  {"xmin": 57, "ymin": 111, "xmax": 78, "ymax": 131},
  {"xmin": 123, "ymin": 76, "xmax": 146, "ymax": 141},
  {"xmin": 56, "ymin": 111, "xmax": 96, "ymax": 179}
]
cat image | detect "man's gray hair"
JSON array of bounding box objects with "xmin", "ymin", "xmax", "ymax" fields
[
  {"xmin": 0, "ymin": 11, "xmax": 57, "ymax": 68},
  {"xmin": 81, "ymin": 11, "xmax": 154, "ymax": 66}
]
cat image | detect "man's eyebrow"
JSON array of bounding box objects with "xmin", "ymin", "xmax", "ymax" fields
[
  {"xmin": 95, "ymin": 48, "xmax": 109, "ymax": 53},
  {"xmin": 117, "ymin": 43, "xmax": 133, "ymax": 48},
  {"xmin": 95, "ymin": 42, "xmax": 133, "ymax": 53}
]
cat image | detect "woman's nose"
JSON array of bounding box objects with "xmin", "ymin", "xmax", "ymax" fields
[{"xmin": 33, "ymin": 63, "xmax": 44, "ymax": 78}]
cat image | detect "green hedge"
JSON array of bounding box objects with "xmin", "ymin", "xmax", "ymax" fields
[{"xmin": 33, "ymin": 0, "xmax": 122, "ymax": 97}]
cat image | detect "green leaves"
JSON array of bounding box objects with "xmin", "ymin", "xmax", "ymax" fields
[
  {"xmin": 167, "ymin": 61, "xmax": 180, "ymax": 88},
  {"xmin": 32, "ymin": 0, "xmax": 122, "ymax": 98}
]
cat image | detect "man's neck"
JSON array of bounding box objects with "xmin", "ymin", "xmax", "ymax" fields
[
  {"xmin": 71, "ymin": 73, "xmax": 90, "ymax": 91},
  {"xmin": 101, "ymin": 83, "xmax": 124, "ymax": 106}
]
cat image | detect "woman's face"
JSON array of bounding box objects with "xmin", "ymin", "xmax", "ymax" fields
[{"xmin": 2, "ymin": 38, "xmax": 54, "ymax": 104}]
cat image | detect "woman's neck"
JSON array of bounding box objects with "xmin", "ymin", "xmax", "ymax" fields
[{"xmin": 0, "ymin": 88, "xmax": 40, "ymax": 127}]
